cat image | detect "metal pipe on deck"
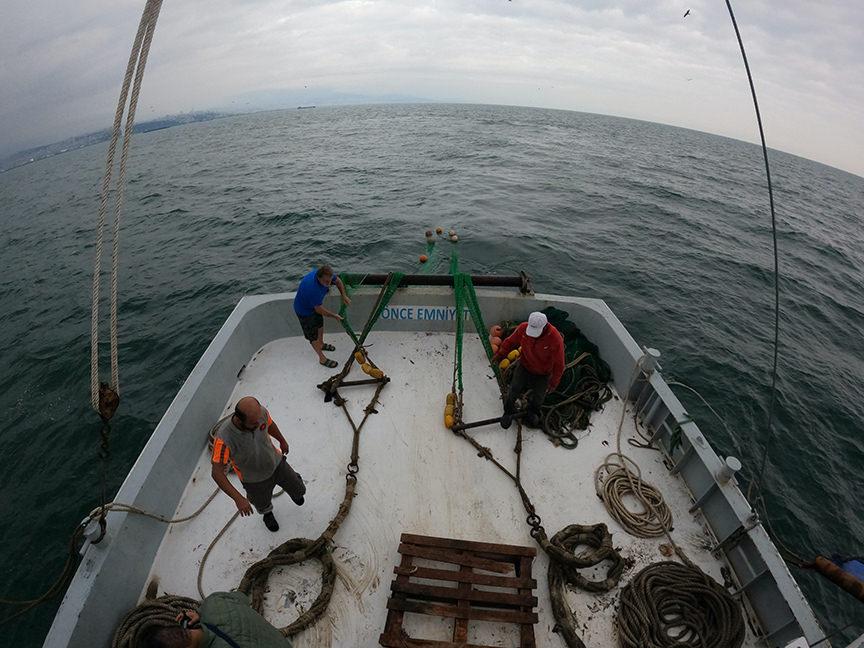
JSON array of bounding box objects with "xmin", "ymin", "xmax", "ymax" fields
[{"xmin": 343, "ymin": 272, "xmax": 533, "ymax": 294}]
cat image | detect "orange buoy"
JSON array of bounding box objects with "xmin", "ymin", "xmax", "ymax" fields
[
  {"xmin": 444, "ymin": 414, "xmax": 454, "ymax": 429},
  {"xmin": 491, "ymin": 343, "xmax": 499, "ymax": 355},
  {"xmin": 436, "ymin": 227, "xmax": 443, "ymax": 235},
  {"xmin": 491, "ymin": 336, "xmax": 502, "ymax": 346},
  {"xmin": 419, "ymin": 254, "xmax": 428, "ymax": 263},
  {"xmin": 489, "ymin": 325, "xmax": 503, "ymax": 338}
]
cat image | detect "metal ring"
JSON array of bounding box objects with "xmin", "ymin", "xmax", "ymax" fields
[{"xmin": 346, "ymin": 463, "xmax": 359, "ymax": 475}]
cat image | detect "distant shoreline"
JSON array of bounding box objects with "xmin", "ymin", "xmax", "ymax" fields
[{"xmin": 0, "ymin": 111, "xmax": 229, "ymax": 174}]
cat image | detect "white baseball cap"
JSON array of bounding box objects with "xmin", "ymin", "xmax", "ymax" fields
[{"xmin": 525, "ymin": 311, "xmax": 547, "ymax": 338}]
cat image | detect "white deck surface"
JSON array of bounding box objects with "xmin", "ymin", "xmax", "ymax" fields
[{"xmin": 146, "ymin": 331, "xmax": 760, "ymax": 647}]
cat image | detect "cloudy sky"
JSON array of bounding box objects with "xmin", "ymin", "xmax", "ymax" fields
[{"xmin": 2, "ymin": 0, "xmax": 862, "ymax": 175}]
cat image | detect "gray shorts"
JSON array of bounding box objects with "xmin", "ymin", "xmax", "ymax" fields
[{"xmin": 242, "ymin": 458, "xmax": 306, "ymax": 514}]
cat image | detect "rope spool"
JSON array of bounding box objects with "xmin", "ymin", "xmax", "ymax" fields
[{"xmin": 616, "ymin": 561, "xmax": 745, "ymax": 648}]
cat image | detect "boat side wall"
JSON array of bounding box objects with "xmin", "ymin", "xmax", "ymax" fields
[
  {"xmin": 46, "ymin": 287, "xmax": 823, "ymax": 647},
  {"xmin": 43, "ymin": 295, "xmax": 300, "ymax": 648}
]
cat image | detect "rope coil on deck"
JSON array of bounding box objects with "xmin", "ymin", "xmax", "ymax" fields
[
  {"xmin": 616, "ymin": 561, "xmax": 745, "ymax": 648},
  {"xmin": 239, "ymin": 537, "xmax": 337, "ymax": 637},
  {"xmin": 594, "ymin": 453, "xmax": 673, "ymax": 539},
  {"xmin": 112, "ymin": 595, "xmax": 199, "ymax": 648}
]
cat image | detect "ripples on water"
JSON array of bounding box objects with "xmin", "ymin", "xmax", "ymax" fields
[{"xmin": 1, "ymin": 104, "xmax": 863, "ymax": 645}]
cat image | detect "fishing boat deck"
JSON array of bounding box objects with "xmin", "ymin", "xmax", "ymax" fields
[{"xmin": 145, "ymin": 330, "xmax": 760, "ymax": 647}]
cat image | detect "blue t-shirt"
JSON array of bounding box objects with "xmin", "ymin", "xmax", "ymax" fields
[{"xmin": 294, "ymin": 269, "xmax": 337, "ymax": 316}]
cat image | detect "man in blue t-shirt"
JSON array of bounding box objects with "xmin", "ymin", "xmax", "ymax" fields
[{"xmin": 293, "ymin": 265, "xmax": 351, "ymax": 367}]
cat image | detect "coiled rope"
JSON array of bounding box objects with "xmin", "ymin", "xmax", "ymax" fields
[
  {"xmin": 594, "ymin": 453, "xmax": 672, "ymax": 538},
  {"xmin": 618, "ymin": 561, "xmax": 745, "ymax": 648},
  {"xmin": 112, "ymin": 594, "xmax": 199, "ymax": 648},
  {"xmin": 593, "ymin": 362, "xmax": 673, "ymax": 540}
]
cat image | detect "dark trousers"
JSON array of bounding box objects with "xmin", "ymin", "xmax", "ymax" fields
[
  {"xmin": 504, "ymin": 364, "xmax": 549, "ymax": 419},
  {"xmin": 242, "ymin": 458, "xmax": 305, "ymax": 514}
]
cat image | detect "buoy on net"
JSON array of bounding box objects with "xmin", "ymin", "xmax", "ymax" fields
[
  {"xmin": 507, "ymin": 349, "xmax": 520, "ymax": 361},
  {"xmin": 489, "ymin": 324, "xmax": 503, "ymax": 339},
  {"xmin": 450, "ymin": 234, "xmax": 459, "ymax": 242},
  {"xmin": 354, "ymin": 350, "xmax": 366, "ymax": 364},
  {"xmin": 436, "ymin": 226, "xmax": 444, "ymax": 235},
  {"xmin": 361, "ymin": 363, "xmax": 372, "ymax": 375},
  {"xmin": 419, "ymin": 254, "xmax": 428, "ymax": 263},
  {"xmin": 490, "ymin": 336, "xmax": 502, "ymax": 346},
  {"xmin": 444, "ymin": 392, "xmax": 457, "ymax": 428},
  {"xmin": 369, "ymin": 367, "xmax": 384, "ymax": 379},
  {"xmin": 499, "ymin": 358, "xmax": 510, "ymax": 370},
  {"xmin": 491, "ymin": 343, "xmax": 499, "ymax": 355},
  {"xmin": 424, "ymin": 229, "xmax": 434, "ymax": 242}
]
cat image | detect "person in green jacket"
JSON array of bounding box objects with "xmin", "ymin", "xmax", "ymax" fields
[{"xmin": 141, "ymin": 591, "xmax": 290, "ymax": 647}]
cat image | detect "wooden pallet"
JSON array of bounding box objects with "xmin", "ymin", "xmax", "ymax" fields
[{"xmin": 379, "ymin": 533, "xmax": 538, "ymax": 648}]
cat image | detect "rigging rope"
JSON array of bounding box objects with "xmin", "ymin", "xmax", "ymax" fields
[{"xmin": 90, "ymin": 0, "xmax": 163, "ymax": 411}]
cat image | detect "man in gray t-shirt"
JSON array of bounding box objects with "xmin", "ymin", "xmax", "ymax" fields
[{"xmin": 211, "ymin": 396, "xmax": 306, "ymax": 532}]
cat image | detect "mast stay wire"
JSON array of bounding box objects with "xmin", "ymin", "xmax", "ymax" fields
[{"xmin": 722, "ymin": 0, "xmax": 781, "ymax": 503}]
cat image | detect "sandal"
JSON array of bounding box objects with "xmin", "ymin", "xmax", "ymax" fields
[
  {"xmin": 322, "ymin": 343, "xmax": 336, "ymax": 352},
  {"xmin": 320, "ymin": 358, "xmax": 338, "ymax": 368}
]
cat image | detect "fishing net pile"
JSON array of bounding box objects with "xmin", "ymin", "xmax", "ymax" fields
[{"xmin": 498, "ymin": 306, "xmax": 613, "ymax": 448}]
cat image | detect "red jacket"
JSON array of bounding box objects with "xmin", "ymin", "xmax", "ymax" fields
[{"xmin": 495, "ymin": 322, "xmax": 565, "ymax": 391}]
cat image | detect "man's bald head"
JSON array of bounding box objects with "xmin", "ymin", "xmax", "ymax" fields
[{"xmin": 234, "ymin": 396, "xmax": 261, "ymax": 430}]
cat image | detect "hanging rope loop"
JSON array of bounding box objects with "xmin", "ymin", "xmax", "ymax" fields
[{"xmin": 89, "ymin": 0, "xmax": 164, "ymax": 413}]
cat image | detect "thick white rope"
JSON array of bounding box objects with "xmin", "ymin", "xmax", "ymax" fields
[{"xmin": 90, "ymin": 0, "xmax": 164, "ymax": 410}]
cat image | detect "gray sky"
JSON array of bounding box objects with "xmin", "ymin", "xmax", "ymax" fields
[{"xmin": 2, "ymin": 0, "xmax": 862, "ymax": 175}]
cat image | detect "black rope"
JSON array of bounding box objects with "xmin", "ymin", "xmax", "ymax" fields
[{"xmin": 722, "ymin": 0, "xmax": 781, "ymax": 501}]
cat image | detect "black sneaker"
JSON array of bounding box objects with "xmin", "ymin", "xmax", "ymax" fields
[
  {"xmin": 500, "ymin": 413, "xmax": 512, "ymax": 429},
  {"xmin": 262, "ymin": 512, "xmax": 279, "ymax": 532},
  {"xmin": 290, "ymin": 476, "xmax": 305, "ymax": 506}
]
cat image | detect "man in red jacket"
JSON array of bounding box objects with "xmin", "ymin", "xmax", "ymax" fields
[{"xmin": 494, "ymin": 311, "xmax": 565, "ymax": 429}]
